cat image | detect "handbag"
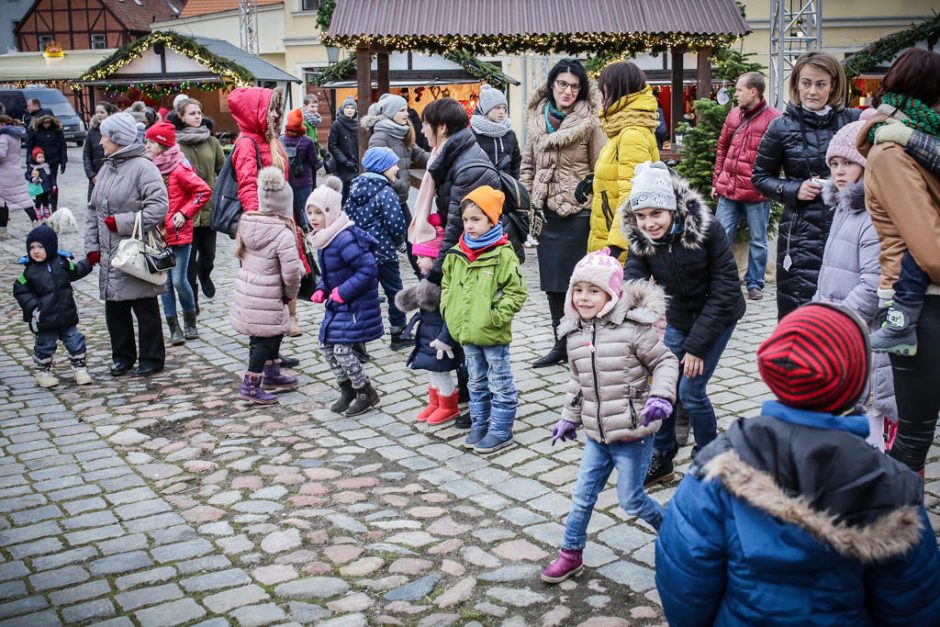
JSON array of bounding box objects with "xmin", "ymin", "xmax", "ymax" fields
[
  {"xmin": 144, "ymin": 228, "xmax": 176, "ymax": 274},
  {"xmin": 27, "ymin": 181, "xmax": 44, "ymax": 197},
  {"xmin": 111, "ymin": 212, "xmax": 167, "ymax": 286}
]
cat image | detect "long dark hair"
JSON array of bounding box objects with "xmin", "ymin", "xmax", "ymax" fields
[
  {"xmin": 880, "ymin": 47, "xmax": 940, "ymax": 106},
  {"xmin": 546, "ymin": 59, "xmax": 590, "ymax": 106},
  {"xmin": 597, "ymin": 61, "xmax": 647, "ymax": 113}
]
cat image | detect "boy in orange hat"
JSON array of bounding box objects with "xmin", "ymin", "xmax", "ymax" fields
[{"xmin": 440, "ymin": 185, "xmax": 527, "ymax": 453}]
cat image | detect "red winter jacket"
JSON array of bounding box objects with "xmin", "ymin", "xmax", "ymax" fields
[
  {"xmin": 163, "ymin": 157, "xmax": 212, "ymax": 246},
  {"xmin": 712, "ymin": 100, "xmax": 779, "ymax": 203},
  {"xmin": 228, "ymin": 87, "xmax": 289, "ymax": 214}
]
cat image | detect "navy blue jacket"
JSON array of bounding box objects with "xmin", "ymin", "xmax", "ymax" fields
[
  {"xmin": 13, "ymin": 252, "xmax": 93, "ymax": 333},
  {"xmin": 344, "ymin": 173, "xmax": 406, "ymax": 265},
  {"xmin": 25, "ymin": 162, "xmax": 53, "ymax": 194},
  {"xmin": 656, "ymin": 401, "xmax": 940, "ymax": 626},
  {"xmin": 316, "ymin": 225, "xmax": 383, "ymax": 345},
  {"xmin": 395, "ymin": 279, "xmax": 462, "ymax": 373}
]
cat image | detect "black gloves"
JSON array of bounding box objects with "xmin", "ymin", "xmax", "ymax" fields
[{"xmin": 574, "ymin": 175, "xmax": 594, "ymax": 204}]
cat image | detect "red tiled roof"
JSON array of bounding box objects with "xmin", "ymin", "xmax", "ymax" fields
[
  {"xmin": 180, "ymin": 0, "xmax": 281, "ymax": 18},
  {"xmin": 101, "ymin": 0, "xmax": 184, "ymax": 32}
]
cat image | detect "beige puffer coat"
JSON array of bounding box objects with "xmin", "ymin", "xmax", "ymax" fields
[
  {"xmin": 519, "ymin": 83, "xmax": 606, "ymax": 217},
  {"xmin": 558, "ymin": 280, "xmax": 678, "ymax": 443}
]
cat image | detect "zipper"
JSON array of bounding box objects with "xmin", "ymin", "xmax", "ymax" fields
[
  {"xmin": 590, "ymin": 324, "xmax": 606, "ymax": 443},
  {"xmin": 667, "ymin": 243, "xmax": 688, "ymax": 296}
]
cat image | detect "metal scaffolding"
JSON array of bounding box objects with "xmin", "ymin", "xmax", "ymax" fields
[
  {"xmin": 237, "ymin": 0, "xmax": 260, "ymax": 54},
  {"xmin": 769, "ymin": 0, "xmax": 823, "ymax": 109}
]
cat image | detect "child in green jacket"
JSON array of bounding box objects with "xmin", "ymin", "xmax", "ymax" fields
[{"xmin": 441, "ymin": 185, "xmax": 527, "ymax": 453}]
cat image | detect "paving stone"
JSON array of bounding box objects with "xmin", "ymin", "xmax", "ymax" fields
[
  {"xmin": 384, "ymin": 575, "xmax": 442, "ymax": 602},
  {"xmin": 151, "ymin": 538, "xmax": 214, "ymax": 563},
  {"xmin": 8, "ymin": 537, "xmax": 63, "ymax": 559},
  {"xmin": 0, "ymin": 561, "xmax": 30, "ymax": 582},
  {"xmin": 115, "ymin": 566, "xmax": 178, "ymax": 591},
  {"xmin": 275, "ymin": 577, "xmax": 350, "ymax": 600},
  {"xmin": 115, "ymin": 583, "xmax": 184, "ymax": 611},
  {"xmin": 49, "ymin": 579, "xmax": 111, "ymax": 606},
  {"xmin": 29, "ymin": 565, "xmax": 89, "ymax": 591},
  {"xmin": 485, "ymin": 586, "xmax": 548, "ymax": 607},
  {"xmin": 61, "ymin": 598, "xmax": 115, "ymax": 624},
  {"xmin": 114, "ymin": 499, "xmax": 173, "ymax": 520},
  {"xmin": 260, "ymin": 528, "xmax": 301, "ymax": 554},
  {"xmin": 202, "ymin": 584, "xmax": 269, "ymax": 613},
  {"xmin": 180, "ymin": 568, "xmax": 250, "ymax": 592},
  {"xmin": 89, "ymin": 550, "xmax": 153, "ymax": 576},
  {"xmin": 251, "ymin": 564, "xmax": 298, "ymax": 585},
  {"xmin": 135, "ymin": 598, "xmax": 206, "ymax": 627},
  {"xmin": 435, "ymin": 577, "xmax": 477, "ymax": 608},
  {"xmin": 318, "ymin": 614, "xmax": 368, "ymax": 627},
  {"xmin": 288, "ymin": 601, "xmax": 332, "ymax": 624},
  {"xmin": 596, "ymin": 560, "xmax": 657, "ymax": 593},
  {"xmin": 229, "ymin": 603, "xmax": 289, "ymax": 627},
  {"xmin": 10, "ymin": 504, "xmax": 63, "ymax": 525},
  {"xmin": 0, "ymin": 608, "xmax": 60, "ymax": 627}
]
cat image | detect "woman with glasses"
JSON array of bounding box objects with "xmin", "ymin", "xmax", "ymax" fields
[{"xmin": 520, "ymin": 59, "xmax": 606, "ymax": 368}]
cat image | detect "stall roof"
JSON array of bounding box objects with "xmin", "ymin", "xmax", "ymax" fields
[
  {"xmin": 191, "ymin": 36, "xmax": 300, "ymax": 83},
  {"xmin": 0, "ymin": 49, "xmax": 116, "ymax": 82}
]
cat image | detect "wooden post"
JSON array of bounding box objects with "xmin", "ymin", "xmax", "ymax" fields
[
  {"xmin": 670, "ymin": 48, "xmax": 685, "ymax": 143},
  {"xmin": 376, "ymin": 47, "xmax": 390, "ymax": 96},
  {"xmin": 356, "ymin": 43, "xmax": 371, "ymax": 162},
  {"xmin": 697, "ymin": 47, "xmax": 713, "ymax": 99}
]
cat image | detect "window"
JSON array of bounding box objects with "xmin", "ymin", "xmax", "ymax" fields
[
  {"xmin": 38, "ymin": 35, "xmax": 53, "ymax": 50},
  {"xmin": 301, "ymin": 0, "xmax": 320, "ymax": 11},
  {"xmin": 90, "ymin": 34, "xmax": 107, "ymax": 49}
]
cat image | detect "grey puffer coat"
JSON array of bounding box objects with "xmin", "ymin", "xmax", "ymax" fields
[
  {"xmin": 558, "ymin": 280, "xmax": 679, "ymax": 444},
  {"xmin": 85, "ymin": 143, "xmax": 168, "ymax": 301},
  {"xmin": 363, "ymin": 117, "xmax": 429, "ymax": 204},
  {"xmin": 813, "ymin": 180, "xmax": 895, "ymax": 421},
  {"xmin": 0, "ymin": 129, "xmax": 33, "ymax": 210}
]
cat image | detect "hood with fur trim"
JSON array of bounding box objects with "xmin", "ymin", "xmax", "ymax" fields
[
  {"xmin": 620, "ymin": 170, "xmax": 712, "ymax": 257},
  {"xmin": 31, "ymin": 114, "xmax": 62, "ymax": 132},
  {"xmin": 558, "ymin": 278, "xmax": 665, "ymax": 337},
  {"xmin": 395, "ymin": 278, "xmax": 441, "ymax": 313},
  {"xmin": 821, "ymin": 179, "xmax": 866, "ymax": 214}
]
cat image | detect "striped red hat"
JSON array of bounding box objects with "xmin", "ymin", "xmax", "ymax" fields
[{"xmin": 757, "ymin": 303, "xmax": 869, "ymax": 414}]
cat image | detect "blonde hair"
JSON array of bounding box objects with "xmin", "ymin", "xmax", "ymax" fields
[
  {"xmin": 267, "ymin": 88, "xmax": 287, "ymax": 171},
  {"xmin": 789, "ymin": 51, "xmax": 847, "ymax": 108},
  {"xmin": 175, "ymin": 98, "xmax": 202, "ymax": 115}
]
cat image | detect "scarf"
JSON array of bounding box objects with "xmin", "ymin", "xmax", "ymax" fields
[
  {"xmin": 303, "ymin": 110, "xmax": 322, "ymax": 128},
  {"xmin": 868, "ymin": 92, "xmax": 940, "ymax": 142},
  {"xmin": 761, "ymin": 400, "xmax": 870, "ymax": 438},
  {"xmin": 151, "ymin": 144, "xmax": 184, "ymax": 175},
  {"xmin": 175, "ymin": 125, "xmax": 211, "ymax": 145},
  {"xmin": 802, "ymin": 104, "xmax": 832, "ymax": 117},
  {"xmin": 409, "ymin": 142, "xmax": 444, "ymax": 245},
  {"xmin": 544, "ymin": 100, "xmax": 568, "ymax": 134},
  {"xmin": 338, "ymin": 113, "xmax": 359, "ymax": 132},
  {"xmin": 374, "ymin": 117, "xmax": 409, "ymax": 139},
  {"xmin": 458, "ymin": 223, "xmax": 508, "ymax": 262},
  {"xmin": 470, "ymin": 113, "xmax": 511, "ymax": 138},
  {"xmin": 309, "ymin": 212, "xmax": 353, "ymax": 249}
]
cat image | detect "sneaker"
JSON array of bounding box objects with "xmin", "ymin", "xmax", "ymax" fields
[
  {"xmin": 541, "ymin": 549, "xmax": 584, "ymax": 584},
  {"xmin": 474, "ymin": 433, "xmax": 514, "ymax": 454},
  {"xmin": 644, "ymin": 448, "xmax": 676, "ymax": 487},
  {"xmin": 871, "ymin": 303, "xmax": 918, "ymax": 356},
  {"xmin": 524, "ymin": 234, "xmax": 539, "ymax": 248},
  {"xmin": 747, "ymin": 287, "xmax": 763, "ymax": 300},
  {"xmin": 463, "ymin": 427, "xmax": 487, "ymax": 449}
]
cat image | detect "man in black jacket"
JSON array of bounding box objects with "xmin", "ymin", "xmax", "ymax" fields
[{"xmin": 22, "ymin": 99, "xmax": 53, "ymax": 131}]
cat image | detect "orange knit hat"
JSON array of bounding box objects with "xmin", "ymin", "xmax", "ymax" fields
[
  {"xmin": 286, "ymin": 108, "xmax": 305, "ymax": 135},
  {"xmin": 463, "ymin": 185, "xmax": 505, "ymax": 225}
]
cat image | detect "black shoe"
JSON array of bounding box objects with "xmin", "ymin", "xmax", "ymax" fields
[
  {"xmin": 110, "ymin": 362, "xmax": 132, "ymax": 377},
  {"xmin": 455, "ymin": 411, "xmax": 471, "ymax": 430},
  {"xmin": 389, "ymin": 333, "xmax": 410, "ymax": 351},
  {"xmin": 278, "ymin": 354, "xmax": 300, "ymax": 369},
  {"xmin": 532, "ymin": 339, "xmax": 567, "ymax": 368},
  {"xmin": 345, "ymin": 382, "xmax": 380, "ymax": 416},
  {"xmin": 330, "ymin": 380, "xmax": 356, "ymax": 414},
  {"xmin": 202, "ymin": 277, "xmax": 216, "ymax": 299},
  {"xmin": 132, "ymin": 364, "xmax": 164, "ymax": 377},
  {"xmin": 644, "ymin": 448, "xmax": 677, "ymax": 487}
]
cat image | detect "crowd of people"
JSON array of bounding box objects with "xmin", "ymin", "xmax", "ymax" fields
[{"xmin": 4, "ymin": 46, "xmax": 940, "ymax": 622}]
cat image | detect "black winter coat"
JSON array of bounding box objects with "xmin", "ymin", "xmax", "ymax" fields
[
  {"xmin": 25, "ymin": 116, "xmax": 67, "ymax": 166},
  {"xmin": 622, "ymin": 175, "xmax": 745, "ymax": 358},
  {"xmin": 474, "ymin": 130, "xmax": 522, "ymax": 179},
  {"xmin": 396, "ymin": 279, "xmax": 462, "ymax": 373},
  {"xmin": 83, "ymin": 126, "xmax": 104, "ymax": 179},
  {"xmin": 13, "ymin": 254, "xmax": 93, "ymax": 333},
  {"xmin": 427, "ymin": 127, "xmax": 501, "ymax": 282},
  {"xmin": 328, "ymin": 115, "xmax": 360, "ymax": 183},
  {"xmin": 751, "ymin": 103, "xmax": 860, "ymax": 319}
]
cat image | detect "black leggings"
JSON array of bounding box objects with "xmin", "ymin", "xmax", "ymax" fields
[
  {"xmin": 248, "ymin": 335, "xmax": 283, "ymax": 373},
  {"xmin": 546, "ymin": 291, "xmax": 567, "ymax": 328},
  {"xmin": 889, "ymin": 295, "xmax": 940, "ymax": 472},
  {"xmin": 0, "ymin": 204, "xmax": 38, "ymax": 227},
  {"xmin": 187, "ymin": 226, "xmax": 217, "ymax": 301}
]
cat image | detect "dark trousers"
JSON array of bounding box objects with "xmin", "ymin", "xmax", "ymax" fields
[
  {"xmin": 187, "ymin": 226, "xmax": 217, "ymax": 304},
  {"xmin": 105, "ymin": 297, "xmax": 165, "ymax": 368},
  {"xmin": 248, "ymin": 335, "xmax": 283, "ymax": 373},
  {"xmin": 0, "ymin": 204, "xmax": 38, "ymax": 227},
  {"xmin": 893, "ymin": 251, "xmax": 928, "ymax": 311},
  {"xmin": 377, "ymin": 261, "xmax": 406, "ymax": 328},
  {"xmin": 546, "ymin": 291, "xmax": 566, "ymax": 331},
  {"xmin": 889, "ymin": 295, "xmax": 940, "ymax": 472},
  {"xmin": 47, "ymin": 162, "xmax": 60, "ymax": 211},
  {"xmin": 400, "ymin": 202, "xmax": 421, "ymax": 278}
]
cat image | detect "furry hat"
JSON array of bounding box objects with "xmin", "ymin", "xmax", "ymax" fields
[
  {"xmin": 306, "ymin": 176, "xmax": 344, "ymax": 226},
  {"xmin": 395, "ymin": 279, "xmax": 442, "ymax": 313},
  {"xmin": 478, "ymin": 84, "xmax": 508, "ymax": 116},
  {"xmin": 826, "ymin": 119, "xmax": 867, "ymax": 168},
  {"xmin": 257, "ymin": 167, "xmax": 294, "ymax": 220},
  {"xmin": 629, "ymin": 161, "xmax": 677, "ymax": 212},
  {"xmin": 463, "ymin": 185, "xmax": 504, "ymax": 225},
  {"xmin": 173, "ymin": 94, "xmax": 190, "ymax": 110},
  {"xmin": 26, "ymin": 223, "xmax": 57, "ymax": 259},
  {"xmin": 565, "ymin": 248, "xmax": 624, "ymax": 319},
  {"xmin": 127, "ymin": 101, "xmax": 148, "ymax": 125}
]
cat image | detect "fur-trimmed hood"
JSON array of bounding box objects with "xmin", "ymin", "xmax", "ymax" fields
[
  {"xmin": 361, "ymin": 114, "xmax": 382, "ymax": 132},
  {"xmin": 395, "ymin": 278, "xmax": 441, "ymax": 313},
  {"xmin": 558, "ymin": 278, "xmax": 665, "ymax": 337},
  {"xmin": 821, "ymin": 179, "xmax": 866, "ymax": 214},
  {"xmin": 524, "ymin": 81, "xmax": 603, "ymax": 149},
  {"xmin": 620, "ymin": 170, "xmax": 712, "ymax": 257},
  {"xmin": 31, "ymin": 114, "xmax": 61, "ymax": 132}
]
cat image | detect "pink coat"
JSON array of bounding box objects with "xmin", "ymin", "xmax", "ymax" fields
[
  {"xmin": 231, "ymin": 212, "xmax": 303, "ymax": 337},
  {"xmin": 0, "ymin": 132, "xmax": 34, "ymax": 210}
]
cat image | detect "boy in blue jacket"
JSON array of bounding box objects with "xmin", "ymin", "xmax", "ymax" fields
[{"xmin": 655, "ymin": 302, "xmax": 940, "ymax": 626}]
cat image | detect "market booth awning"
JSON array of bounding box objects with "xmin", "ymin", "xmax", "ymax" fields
[{"xmin": 0, "ymin": 48, "xmax": 116, "ymax": 84}]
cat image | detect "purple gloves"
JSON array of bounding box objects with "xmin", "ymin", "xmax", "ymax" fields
[
  {"xmin": 551, "ymin": 419, "xmax": 578, "ymax": 446},
  {"xmin": 642, "ymin": 396, "xmax": 673, "ymax": 427}
]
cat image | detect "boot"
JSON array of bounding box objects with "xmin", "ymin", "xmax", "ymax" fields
[
  {"xmin": 166, "ymin": 316, "xmax": 185, "ymax": 346},
  {"xmin": 541, "ymin": 549, "xmax": 584, "ymax": 584},
  {"xmin": 532, "ymin": 325, "xmax": 567, "ymax": 368},
  {"xmin": 675, "ymin": 404, "xmax": 690, "ymax": 447},
  {"xmin": 389, "ymin": 326, "xmax": 410, "ymax": 351},
  {"xmin": 0, "ymin": 226, "xmax": 7, "ymax": 240},
  {"xmin": 345, "ymin": 381, "xmax": 379, "ymax": 416},
  {"xmin": 288, "ymin": 299, "xmax": 302, "ymax": 337},
  {"xmin": 262, "ymin": 360, "xmax": 298, "ymax": 391},
  {"xmin": 644, "ymin": 447, "xmax": 677, "ymax": 487},
  {"xmin": 34, "ymin": 361, "xmax": 58, "ymax": 388},
  {"xmin": 426, "ymin": 390, "xmax": 460, "ymax": 426},
  {"xmin": 463, "ymin": 426, "xmax": 488, "ymax": 449},
  {"xmin": 416, "ymin": 386, "xmax": 439, "ymax": 422},
  {"xmin": 455, "ymin": 411, "xmax": 471, "ymax": 430},
  {"xmin": 202, "ymin": 276, "xmax": 216, "ymax": 299},
  {"xmin": 70, "ymin": 356, "xmax": 92, "ymax": 386},
  {"xmin": 239, "ymin": 372, "xmax": 278, "ymax": 405},
  {"xmin": 182, "ymin": 311, "xmax": 199, "ymax": 340},
  {"xmin": 474, "ymin": 432, "xmax": 515, "ymax": 454},
  {"xmin": 279, "ymin": 354, "xmax": 300, "ymax": 368},
  {"xmin": 330, "ymin": 380, "xmax": 356, "ymax": 413},
  {"xmin": 871, "ymin": 302, "xmax": 918, "ymax": 356}
]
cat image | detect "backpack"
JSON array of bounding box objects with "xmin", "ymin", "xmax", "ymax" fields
[
  {"xmin": 210, "ymin": 138, "xmax": 261, "ymax": 239},
  {"xmin": 453, "ymin": 159, "xmax": 531, "ymax": 262},
  {"xmin": 284, "ymin": 140, "xmax": 306, "ymax": 181}
]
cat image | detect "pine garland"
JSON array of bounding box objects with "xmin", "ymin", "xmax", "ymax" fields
[{"xmin": 843, "ymin": 13, "xmax": 940, "ymax": 79}]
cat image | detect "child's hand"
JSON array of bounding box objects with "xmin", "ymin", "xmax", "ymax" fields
[
  {"xmin": 429, "ymin": 339, "xmax": 453, "ymax": 359},
  {"xmin": 642, "ymin": 397, "xmax": 673, "ymax": 426},
  {"xmin": 551, "ymin": 419, "xmax": 578, "ymax": 445},
  {"xmin": 328, "ymin": 287, "xmax": 343, "ymax": 304},
  {"xmin": 310, "ymin": 290, "xmax": 325, "ymax": 304}
]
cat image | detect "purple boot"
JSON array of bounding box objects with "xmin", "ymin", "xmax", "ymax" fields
[
  {"xmin": 262, "ymin": 360, "xmax": 298, "ymax": 391},
  {"xmin": 239, "ymin": 372, "xmax": 278, "ymax": 405},
  {"xmin": 540, "ymin": 549, "xmax": 584, "ymax": 584}
]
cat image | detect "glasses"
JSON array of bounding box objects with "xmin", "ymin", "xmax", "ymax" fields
[{"xmin": 555, "ymin": 79, "xmax": 581, "ymax": 93}]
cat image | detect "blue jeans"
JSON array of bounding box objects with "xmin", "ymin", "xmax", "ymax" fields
[
  {"xmin": 160, "ymin": 243, "xmax": 195, "ymax": 318},
  {"xmin": 655, "ymin": 323, "xmax": 736, "ymax": 454},
  {"xmin": 563, "ymin": 436, "xmax": 663, "ymax": 547},
  {"xmin": 377, "ymin": 262, "xmax": 406, "ymax": 328},
  {"xmin": 893, "ymin": 250, "xmax": 928, "ymax": 312},
  {"xmin": 464, "ymin": 344, "xmax": 517, "ymax": 439},
  {"xmin": 35, "ymin": 325, "xmax": 86, "ymax": 363},
  {"xmin": 715, "ymin": 196, "xmax": 769, "ymax": 290}
]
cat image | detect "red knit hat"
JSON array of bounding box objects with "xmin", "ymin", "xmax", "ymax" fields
[
  {"xmin": 286, "ymin": 108, "xmax": 305, "ymax": 135},
  {"xmin": 145, "ymin": 122, "xmax": 176, "ymax": 147},
  {"xmin": 31, "ymin": 147, "xmax": 45, "ymax": 160},
  {"xmin": 757, "ymin": 303, "xmax": 869, "ymax": 414}
]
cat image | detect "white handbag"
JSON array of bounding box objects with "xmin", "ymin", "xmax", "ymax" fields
[{"xmin": 111, "ymin": 212, "xmax": 167, "ymax": 286}]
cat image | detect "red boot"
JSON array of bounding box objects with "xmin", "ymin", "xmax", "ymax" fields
[
  {"xmin": 426, "ymin": 390, "xmax": 460, "ymax": 426},
  {"xmin": 417, "ymin": 387, "xmax": 439, "ymax": 422}
]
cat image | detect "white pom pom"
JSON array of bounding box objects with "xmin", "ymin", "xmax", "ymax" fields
[{"xmin": 258, "ymin": 166, "xmax": 286, "ymax": 191}]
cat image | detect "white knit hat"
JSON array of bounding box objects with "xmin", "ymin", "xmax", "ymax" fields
[
  {"xmin": 305, "ymin": 176, "xmax": 344, "ymax": 227},
  {"xmin": 628, "ymin": 161, "xmax": 677, "ymax": 212},
  {"xmin": 478, "ymin": 85, "xmax": 507, "ymax": 115}
]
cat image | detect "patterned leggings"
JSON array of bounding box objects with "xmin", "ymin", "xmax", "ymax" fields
[{"xmin": 321, "ymin": 343, "xmax": 369, "ymax": 388}]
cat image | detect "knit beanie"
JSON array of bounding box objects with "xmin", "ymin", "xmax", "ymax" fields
[
  {"xmin": 341, "ymin": 96, "xmax": 357, "ymax": 114},
  {"xmin": 378, "ymin": 93, "xmax": 408, "ymax": 120},
  {"xmin": 26, "ymin": 223, "xmax": 57, "ymax": 260},
  {"xmin": 306, "ymin": 176, "xmax": 344, "ymax": 226},
  {"xmin": 825, "ymin": 119, "xmax": 867, "ymax": 168},
  {"xmin": 757, "ymin": 302, "xmax": 869, "ymax": 414},
  {"xmin": 463, "ymin": 185, "xmax": 505, "ymax": 225},
  {"xmin": 629, "ymin": 161, "xmax": 677, "ymax": 212},
  {"xmin": 412, "ymin": 213, "xmax": 444, "ymax": 258},
  {"xmin": 173, "ymin": 94, "xmax": 189, "ymax": 110},
  {"xmin": 478, "ymin": 84, "xmax": 508, "ymax": 115},
  {"xmin": 362, "ymin": 146, "xmax": 399, "ymax": 174},
  {"xmin": 31, "ymin": 147, "xmax": 44, "ymax": 161},
  {"xmin": 565, "ymin": 247, "xmax": 624, "ymax": 318},
  {"xmin": 257, "ymin": 167, "xmax": 294, "ymax": 220},
  {"xmin": 145, "ymin": 122, "xmax": 176, "ymax": 147},
  {"xmin": 100, "ymin": 112, "xmax": 139, "ymax": 146},
  {"xmin": 286, "ymin": 108, "xmax": 305, "ymax": 135}
]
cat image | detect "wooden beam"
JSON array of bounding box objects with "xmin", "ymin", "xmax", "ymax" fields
[
  {"xmin": 376, "ymin": 47, "xmax": 390, "ymax": 95},
  {"xmin": 697, "ymin": 47, "xmax": 713, "ymax": 99},
  {"xmin": 671, "ymin": 48, "xmax": 685, "ymax": 142},
  {"xmin": 356, "ymin": 43, "xmax": 371, "ymax": 163}
]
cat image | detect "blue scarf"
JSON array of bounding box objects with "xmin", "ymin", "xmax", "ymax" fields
[
  {"xmin": 544, "ymin": 101, "xmax": 568, "ymax": 134},
  {"xmin": 761, "ymin": 400, "xmax": 869, "ymax": 438},
  {"xmin": 463, "ymin": 222, "xmax": 504, "ymax": 249}
]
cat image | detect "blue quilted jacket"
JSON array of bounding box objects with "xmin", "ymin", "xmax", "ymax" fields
[
  {"xmin": 316, "ymin": 226, "xmax": 383, "ymax": 345},
  {"xmin": 344, "ymin": 173, "xmax": 406, "ymax": 265}
]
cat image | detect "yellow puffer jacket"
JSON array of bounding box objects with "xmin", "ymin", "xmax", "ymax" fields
[{"xmin": 588, "ymin": 88, "xmax": 660, "ymax": 256}]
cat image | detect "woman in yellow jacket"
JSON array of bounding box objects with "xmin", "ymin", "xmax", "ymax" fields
[{"xmin": 589, "ymin": 62, "xmax": 661, "ymax": 258}]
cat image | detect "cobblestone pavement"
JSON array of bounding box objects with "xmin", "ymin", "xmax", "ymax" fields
[{"xmin": 1, "ymin": 148, "xmax": 938, "ymax": 626}]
